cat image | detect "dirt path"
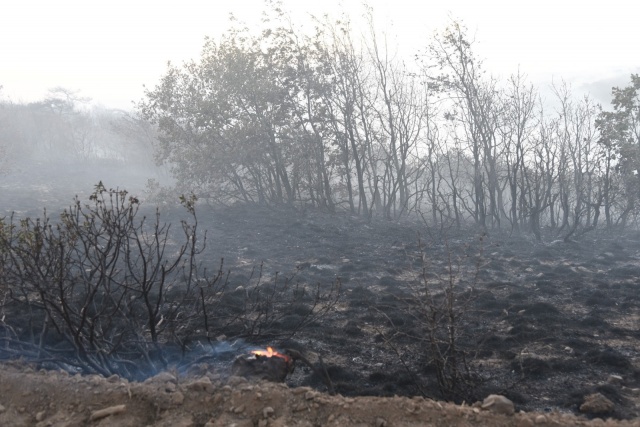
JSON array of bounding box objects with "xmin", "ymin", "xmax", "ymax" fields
[{"xmin": 0, "ymin": 362, "xmax": 634, "ymax": 427}]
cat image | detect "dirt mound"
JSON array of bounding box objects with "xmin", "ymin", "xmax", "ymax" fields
[{"xmin": 0, "ymin": 362, "xmax": 631, "ymax": 426}]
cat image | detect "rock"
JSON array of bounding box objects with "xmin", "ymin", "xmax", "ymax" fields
[
  {"xmin": 607, "ymin": 374, "xmax": 623, "ymax": 385},
  {"xmin": 263, "ymin": 406, "xmax": 275, "ymax": 418},
  {"xmin": 405, "ymin": 402, "xmax": 418, "ymax": 414},
  {"xmin": 187, "ymin": 376, "xmax": 214, "ymax": 393},
  {"xmin": 35, "ymin": 411, "xmax": 46, "ymax": 421},
  {"xmin": 580, "ymin": 393, "xmax": 614, "ymax": 414},
  {"xmin": 534, "ymin": 414, "xmax": 547, "ymax": 424},
  {"xmin": 227, "ymin": 375, "xmax": 248, "ymax": 387},
  {"xmin": 292, "ymin": 387, "xmax": 312, "ymax": 395},
  {"xmin": 375, "ymin": 417, "xmax": 388, "ymax": 427},
  {"xmin": 206, "ymin": 414, "xmax": 253, "ymax": 427},
  {"xmin": 88, "ymin": 374, "xmax": 104, "ymax": 385},
  {"xmin": 35, "ymin": 410, "xmax": 71, "ymax": 427},
  {"xmin": 481, "ymin": 394, "xmax": 515, "ymax": 415},
  {"xmin": 107, "ymin": 374, "xmax": 120, "ymax": 383},
  {"xmin": 156, "ymin": 415, "xmax": 194, "ymax": 427},
  {"xmin": 89, "ymin": 404, "xmax": 127, "ymax": 421},
  {"xmin": 170, "ymin": 391, "xmax": 185, "ymax": 405},
  {"xmin": 293, "ymin": 403, "xmax": 307, "ymax": 412},
  {"xmin": 516, "ymin": 417, "xmax": 534, "ymax": 427},
  {"xmin": 0, "ymin": 404, "xmax": 6, "ymax": 413},
  {"xmin": 145, "ymin": 371, "xmax": 177, "ymax": 384}
]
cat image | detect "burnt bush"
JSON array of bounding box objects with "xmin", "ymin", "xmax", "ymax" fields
[
  {"xmin": 507, "ymin": 323, "xmax": 547, "ymax": 342},
  {"xmin": 511, "ymin": 356, "xmax": 551, "ymax": 378},
  {"xmin": 585, "ymin": 348, "xmax": 632, "ymax": 369},
  {"xmin": 379, "ymin": 276, "xmax": 402, "ymax": 287},
  {"xmin": 514, "ymin": 301, "xmax": 560, "ymax": 318},
  {"xmin": 550, "ymin": 358, "xmax": 582, "ymax": 373},
  {"xmin": 507, "ymin": 291, "xmax": 528, "ymax": 302},
  {"xmin": 0, "ymin": 184, "xmax": 340, "ymax": 379},
  {"xmin": 343, "ymin": 320, "xmax": 364, "ymax": 336},
  {"xmin": 346, "ymin": 285, "xmax": 376, "ymax": 308},
  {"xmin": 585, "ymin": 295, "xmax": 617, "ymax": 307},
  {"xmin": 579, "ymin": 315, "xmax": 610, "ymax": 329},
  {"xmin": 373, "ymin": 232, "xmax": 486, "ymax": 401},
  {"xmin": 474, "ymin": 291, "xmax": 507, "ymax": 313}
]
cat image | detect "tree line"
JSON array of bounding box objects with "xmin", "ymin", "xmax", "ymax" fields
[
  {"xmin": 139, "ymin": 8, "xmax": 640, "ymax": 238},
  {"xmin": 3, "ymin": 6, "xmax": 638, "ymax": 239},
  {"xmin": 0, "ymin": 87, "xmax": 157, "ymax": 172}
]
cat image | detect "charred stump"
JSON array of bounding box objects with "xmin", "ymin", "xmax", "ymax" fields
[{"xmin": 232, "ymin": 347, "xmax": 295, "ymax": 382}]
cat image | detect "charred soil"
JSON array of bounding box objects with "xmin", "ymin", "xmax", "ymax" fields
[
  {"xmin": 197, "ymin": 203, "xmax": 640, "ymax": 420},
  {"xmin": 2, "ymin": 180, "xmax": 640, "ymax": 425}
]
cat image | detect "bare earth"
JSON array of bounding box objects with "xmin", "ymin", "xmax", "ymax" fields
[{"xmin": 1, "ymin": 361, "xmax": 636, "ymax": 427}]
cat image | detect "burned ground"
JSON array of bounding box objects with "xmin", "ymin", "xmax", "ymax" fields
[
  {"xmin": 195, "ymin": 203, "xmax": 640, "ymax": 419},
  {"xmin": 2, "ymin": 179, "xmax": 640, "ymax": 422}
]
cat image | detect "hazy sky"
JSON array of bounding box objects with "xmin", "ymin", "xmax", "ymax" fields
[{"xmin": 1, "ymin": 0, "xmax": 638, "ymax": 110}]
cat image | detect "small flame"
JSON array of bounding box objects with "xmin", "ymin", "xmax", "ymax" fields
[{"xmin": 251, "ymin": 346, "xmax": 290, "ymax": 361}]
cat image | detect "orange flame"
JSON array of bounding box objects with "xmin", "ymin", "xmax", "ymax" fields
[{"xmin": 252, "ymin": 346, "xmax": 290, "ymax": 362}]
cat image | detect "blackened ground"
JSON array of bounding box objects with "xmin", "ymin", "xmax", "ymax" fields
[
  {"xmin": 158, "ymin": 201, "xmax": 640, "ymax": 419},
  {"xmin": 3, "ymin": 178, "xmax": 640, "ymax": 419}
]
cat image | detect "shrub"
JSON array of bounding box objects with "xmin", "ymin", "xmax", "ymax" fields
[
  {"xmin": 0, "ymin": 183, "xmax": 340, "ymax": 379},
  {"xmin": 374, "ymin": 232, "xmax": 485, "ymax": 401}
]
